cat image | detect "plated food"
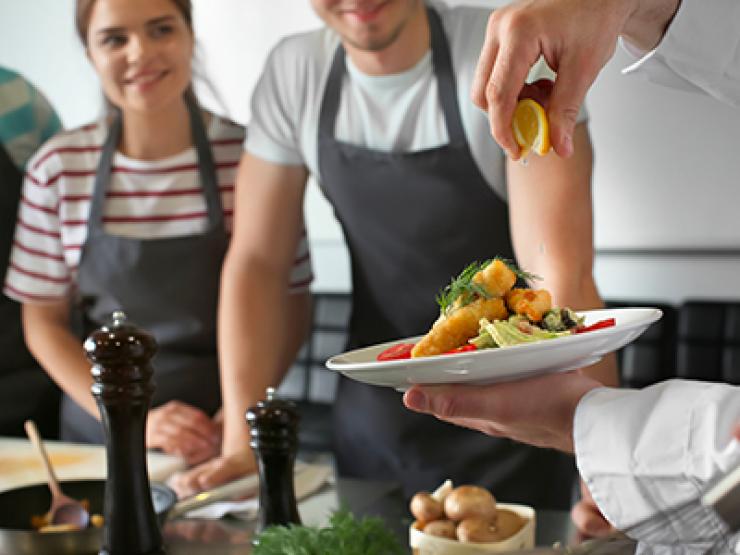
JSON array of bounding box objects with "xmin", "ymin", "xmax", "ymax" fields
[
  {"xmin": 409, "ymin": 480, "xmax": 535, "ymax": 553},
  {"xmin": 379, "ymin": 258, "xmax": 614, "ymax": 362},
  {"xmin": 325, "ymin": 257, "xmax": 661, "ymax": 388}
]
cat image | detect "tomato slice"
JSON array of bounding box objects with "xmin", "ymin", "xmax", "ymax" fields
[
  {"xmin": 377, "ymin": 343, "xmax": 415, "ymax": 361},
  {"xmin": 575, "ymin": 318, "xmax": 616, "ymax": 334},
  {"xmin": 444, "ymin": 344, "xmax": 478, "ymax": 355}
]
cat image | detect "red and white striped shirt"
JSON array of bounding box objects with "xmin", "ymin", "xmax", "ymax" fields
[{"xmin": 4, "ymin": 114, "xmax": 312, "ymax": 303}]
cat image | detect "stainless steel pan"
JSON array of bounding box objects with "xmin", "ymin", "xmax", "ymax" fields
[{"xmin": 0, "ymin": 479, "xmax": 176, "ymax": 555}]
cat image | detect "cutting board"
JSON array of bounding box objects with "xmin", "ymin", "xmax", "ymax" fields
[{"xmin": 0, "ymin": 437, "xmax": 185, "ymax": 493}]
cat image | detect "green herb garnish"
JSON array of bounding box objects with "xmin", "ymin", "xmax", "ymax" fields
[
  {"xmin": 253, "ymin": 508, "xmax": 405, "ymax": 555},
  {"xmin": 435, "ymin": 257, "xmax": 541, "ymax": 315}
]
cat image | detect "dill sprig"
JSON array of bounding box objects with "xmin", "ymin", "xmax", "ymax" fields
[
  {"xmin": 436, "ymin": 260, "xmax": 492, "ymax": 315},
  {"xmin": 435, "ymin": 257, "xmax": 541, "ymax": 315}
]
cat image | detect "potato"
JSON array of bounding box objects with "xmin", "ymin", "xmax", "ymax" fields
[
  {"xmin": 423, "ymin": 519, "xmax": 457, "ymax": 540},
  {"xmin": 443, "ymin": 485, "xmax": 497, "ymax": 522},
  {"xmin": 410, "ymin": 492, "xmax": 444, "ymax": 523},
  {"xmin": 456, "ymin": 518, "xmax": 501, "ymax": 543}
]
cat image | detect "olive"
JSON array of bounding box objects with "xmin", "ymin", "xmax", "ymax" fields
[
  {"xmin": 423, "ymin": 519, "xmax": 457, "ymax": 540},
  {"xmin": 443, "ymin": 485, "xmax": 497, "ymax": 522}
]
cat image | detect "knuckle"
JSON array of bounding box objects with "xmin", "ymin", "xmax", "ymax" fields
[{"xmin": 430, "ymin": 394, "xmax": 463, "ymax": 419}]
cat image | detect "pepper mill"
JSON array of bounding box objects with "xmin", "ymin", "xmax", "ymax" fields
[
  {"xmin": 86, "ymin": 311, "xmax": 164, "ymax": 555},
  {"xmin": 247, "ymin": 387, "xmax": 301, "ymax": 532}
]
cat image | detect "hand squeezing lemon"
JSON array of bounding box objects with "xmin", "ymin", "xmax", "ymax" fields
[{"xmin": 512, "ymin": 98, "xmax": 550, "ymax": 158}]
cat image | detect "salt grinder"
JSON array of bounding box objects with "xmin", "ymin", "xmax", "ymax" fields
[
  {"xmin": 247, "ymin": 387, "xmax": 301, "ymax": 532},
  {"xmin": 86, "ymin": 311, "xmax": 164, "ymax": 555}
]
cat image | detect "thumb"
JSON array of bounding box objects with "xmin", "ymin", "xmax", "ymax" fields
[{"xmin": 547, "ymin": 58, "xmax": 595, "ymax": 157}]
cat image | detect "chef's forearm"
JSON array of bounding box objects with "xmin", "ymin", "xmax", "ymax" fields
[
  {"xmin": 218, "ymin": 254, "xmax": 305, "ymax": 457},
  {"xmin": 548, "ymin": 276, "xmax": 619, "ymax": 387},
  {"xmin": 22, "ymin": 302, "xmax": 100, "ymax": 417}
]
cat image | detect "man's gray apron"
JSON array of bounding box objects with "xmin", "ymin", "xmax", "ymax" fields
[
  {"xmin": 317, "ymin": 7, "xmax": 575, "ymax": 507},
  {"xmin": 0, "ymin": 143, "xmax": 59, "ymax": 437},
  {"xmin": 61, "ymin": 96, "xmax": 227, "ymax": 442}
]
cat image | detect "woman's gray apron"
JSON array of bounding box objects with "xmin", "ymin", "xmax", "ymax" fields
[
  {"xmin": 61, "ymin": 97, "xmax": 227, "ymax": 442},
  {"xmin": 0, "ymin": 143, "xmax": 59, "ymax": 437},
  {"xmin": 317, "ymin": 7, "xmax": 575, "ymax": 507}
]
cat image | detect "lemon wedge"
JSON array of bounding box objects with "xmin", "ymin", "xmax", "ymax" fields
[{"xmin": 512, "ymin": 98, "xmax": 550, "ymax": 157}]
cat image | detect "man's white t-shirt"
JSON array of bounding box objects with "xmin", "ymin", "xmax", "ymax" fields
[{"xmin": 246, "ymin": 0, "xmax": 587, "ymax": 201}]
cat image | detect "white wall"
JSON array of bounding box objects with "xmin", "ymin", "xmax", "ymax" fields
[{"xmin": 2, "ymin": 0, "xmax": 739, "ymax": 303}]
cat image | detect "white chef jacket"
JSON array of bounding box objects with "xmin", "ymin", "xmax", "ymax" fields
[
  {"xmin": 620, "ymin": 0, "xmax": 740, "ymax": 107},
  {"xmin": 574, "ymin": 380, "xmax": 740, "ymax": 552}
]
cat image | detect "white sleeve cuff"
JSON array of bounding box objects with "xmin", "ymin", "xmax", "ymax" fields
[
  {"xmin": 620, "ymin": 0, "xmax": 740, "ymax": 106},
  {"xmin": 574, "ymin": 380, "xmax": 740, "ymax": 533}
]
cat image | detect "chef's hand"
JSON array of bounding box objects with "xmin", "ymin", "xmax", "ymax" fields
[
  {"xmin": 472, "ymin": 0, "xmax": 636, "ymax": 159},
  {"xmin": 146, "ymin": 401, "xmax": 221, "ymax": 466},
  {"xmin": 168, "ymin": 450, "xmax": 257, "ymax": 499},
  {"xmin": 403, "ymin": 371, "xmax": 602, "ymax": 453},
  {"xmin": 571, "ymin": 480, "xmax": 615, "ymax": 539}
]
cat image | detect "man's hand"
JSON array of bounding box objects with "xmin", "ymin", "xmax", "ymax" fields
[
  {"xmin": 472, "ymin": 0, "xmax": 637, "ymax": 160},
  {"xmin": 403, "ymin": 371, "xmax": 602, "ymax": 453},
  {"xmin": 168, "ymin": 450, "xmax": 257, "ymax": 499},
  {"xmin": 146, "ymin": 401, "xmax": 221, "ymax": 466},
  {"xmin": 571, "ymin": 480, "xmax": 615, "ymax": 539}
]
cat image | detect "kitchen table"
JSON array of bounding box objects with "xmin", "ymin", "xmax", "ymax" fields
[{"xmin": 0, "ymin": 438, "xmax": 631, "ymax": 553}]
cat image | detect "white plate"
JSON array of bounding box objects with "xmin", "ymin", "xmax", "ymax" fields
[{"xmin": 326, "ymin": 308, "xmax": 662, "ymax": 390}]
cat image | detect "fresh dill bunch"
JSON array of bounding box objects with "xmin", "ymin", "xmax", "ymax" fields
[
  {"xmin": 435, "ymin": 257, "xmax": 541, "ymax": 315},
  {"xmin": 436, "ymin": 260, "xmax": 492, "ymax": 315},
  {"xmin": 253, "ymin": 508, "xmax": 405, "ymax": 555}
]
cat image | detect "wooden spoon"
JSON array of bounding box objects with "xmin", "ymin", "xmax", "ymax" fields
[{"xmin": 24, "ymin": 420, "xmax": 90, "ymax": 529}]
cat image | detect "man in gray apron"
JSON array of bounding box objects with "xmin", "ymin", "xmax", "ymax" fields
[
  {"xmin": 62, "ymin": 96, "xmax": 227, "ymax": 442},
  {"xmin": 219, "ymin": 0, "xmax": 611, "ymax": 510},
  {"xmin": 317, "ymin": 7, "xmax": 574, "ymax": 506}
]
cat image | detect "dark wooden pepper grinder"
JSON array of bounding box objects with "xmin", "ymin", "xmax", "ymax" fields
[
  {"xmin": 247, "ymin": 387, "xmax": 301, "ymax": 532},
  {"xmin": 85, "ymin": 310, "xmax": 165, "ymax": 555}
]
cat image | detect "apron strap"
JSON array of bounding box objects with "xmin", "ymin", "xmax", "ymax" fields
[
  {"xmin": 88, "ymin": 96, "xmax": 223, "ymax": 232},
  {"xmin": 318, "ymin": 6, "xmax": 467, "ymax": 147},
  {"xmin": 426, "ymin": 6, "xmax": 467, "ymax": 146}
]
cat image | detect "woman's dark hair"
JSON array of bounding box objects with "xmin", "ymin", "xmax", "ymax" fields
[{"xmin": 75, "ymin": 0, "xmax": 193, "ymax": 46}]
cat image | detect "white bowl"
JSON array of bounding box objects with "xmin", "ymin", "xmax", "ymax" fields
[{"xmin": 409, "ymin": 503, "xmax": 535, "ymax": 554}]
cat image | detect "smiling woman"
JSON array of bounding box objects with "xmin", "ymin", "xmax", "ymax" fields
[{"xmin": 2, "ymin": 0, "xmax": 313, "ymax": 479}]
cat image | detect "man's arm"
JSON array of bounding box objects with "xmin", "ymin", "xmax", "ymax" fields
[
  {"xmin": 507, "ymin": 122, "xmax": 617, "ymax": 536},
  {"xmin": 169, "ymin": 153, "xmax": 311, "ymax": 495},
  {"xmin": 506, "ymin": 122, "xmax": 618, "ymax": 388}
]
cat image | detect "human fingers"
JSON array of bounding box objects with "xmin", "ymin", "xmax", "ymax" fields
[
  {"xmin": 148, "ymin": 423, "xmax": 218, "ymax": 466},
  {"xmin": 194, "ymin": 453, "xmax": 256, "ymax": 492},
  {"xmin": 404, "ymin": 372, "xmax": 600, "ymax": 452},
  {"xmin": 149, "ymin": 401, "xmax": 221, "ymax": 445},
  {"xmin": 485, "ymin": 11, "xmax": 547, "ymax": 159},
  {"xmin": 146, "ymin": 406, "xmax": 220, "ymax": 464},
  {"xmin": 471, "ymin": 13, "xmax": 499, "ymax": 111},
  {"xmin": 546, "ymin": 49, "xmax": 603, "ymax": 158},
  {"xmin": 570, "ymin": 498, "xmax": 614, "ymax": 538}
]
